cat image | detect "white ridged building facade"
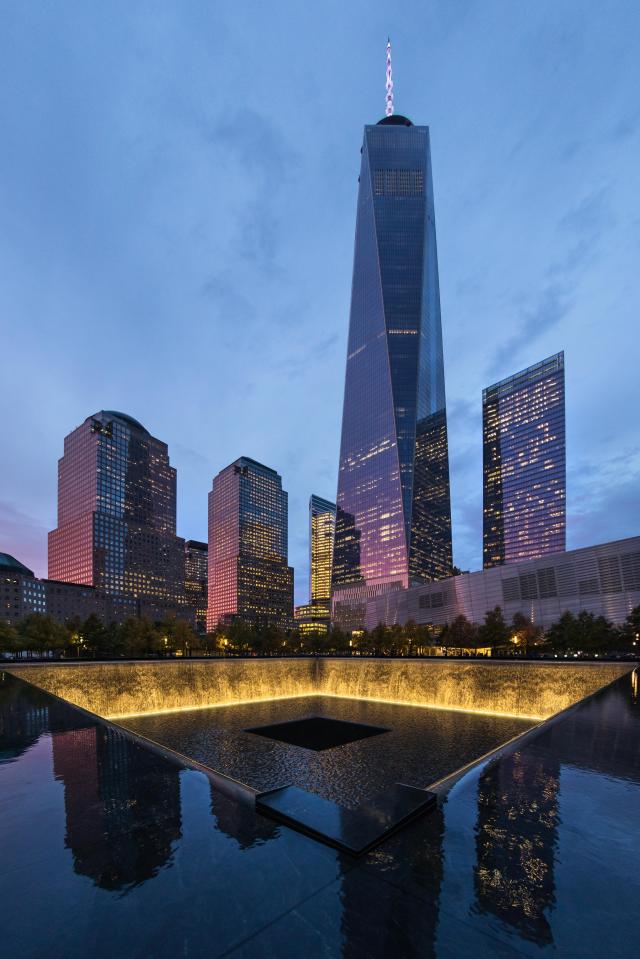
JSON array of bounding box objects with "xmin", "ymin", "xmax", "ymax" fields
[{"xmin": 365, "ymin": 535, "xmax": 640, "ymax": 630}]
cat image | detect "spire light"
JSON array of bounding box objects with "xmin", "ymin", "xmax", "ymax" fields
[{"xmin": 385, "ymin": 38, "xmax": 394, "ymax": 117}]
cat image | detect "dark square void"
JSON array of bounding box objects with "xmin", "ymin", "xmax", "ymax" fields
[{"xmin": 245, "ymin": 716, "xmax": 390, "ymax": 751}]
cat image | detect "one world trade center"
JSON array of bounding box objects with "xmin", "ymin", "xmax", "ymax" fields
[{"xmin": 332, "ymin": 43, "xmax": 452, "ymax": 628}]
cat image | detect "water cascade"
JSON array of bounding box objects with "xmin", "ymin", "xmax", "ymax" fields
[{"xmin": 7, "ymin": 659, "xmax": 631, "ymax": 721}]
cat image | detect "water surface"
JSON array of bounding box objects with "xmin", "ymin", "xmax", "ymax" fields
[{"xmin": 123, "ymin": 695, "xmax": 533, "ymax": 806}]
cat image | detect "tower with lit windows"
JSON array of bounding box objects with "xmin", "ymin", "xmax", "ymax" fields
[
  {"xmin": 294, "ymin": 495, "xmax": 336, "ymax": 636},
  {"xmin": 483, "ymin": 352, "xmax": 566, "ymax": 569},
  {"xmin": 48, "ymin": 410, "xmax": 187, "ymax": 607},
  {"xmin": 331, "ymin": 43, "xmax": 452, "ymax": 628},
  {"xmin": 207, "ymin": 457, "xmax": 293, "ymax": 630},
  {"xmin": 309, "ymin": 495, "xmax": 336, "ymax": 605}
]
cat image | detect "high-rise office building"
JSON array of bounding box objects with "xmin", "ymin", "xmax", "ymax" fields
[
  {"xmin": 207, "ymin": 457, "xmax": 294, "ymax": 630},
  {"xmin": 184, "ymin": 540, "xmax": 208, "ymax": 633},
  {"xmin": 332, "ymin": 52, "xmax": 452, "ymax": 627},
  {"xmin": 309, "ymin": 495, "xmax": 336, "ymax": 604},
  {"xmin": 294, "ymin": 495, "xmax": 336, "ymax": 636},
  {"xmin": 483, "ymin": 352, "xmax": 566, "ymax": 569},
  {"xmin": 48, "ymin": 411, "xmax": 188, "ymax": 611}
]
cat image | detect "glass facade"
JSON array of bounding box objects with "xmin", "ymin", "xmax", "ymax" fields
[
  {"xmin": 332, "ymin": 115, "xmax": 452, "ymax": 623},
  {"xmin": 207, "ymin": 458, "xmax": 294, "ymax": 630},
  {"xmin": 483, "ymin": 352, "xmax": 566, "ymax": 569},
  {"xmin": 48, "ymin": 411, "xmax": 187, "ymax": 607},
  {"xmin": 309, "ymin": 495, "xmax": 336, "ymax": 604},
  {"xmin": 184, "ymin": 540, "xmax": 208, "ymax": 633}
]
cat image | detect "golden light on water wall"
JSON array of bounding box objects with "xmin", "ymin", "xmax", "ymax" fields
[{"xmin": 7, "ymin": 660, "xmax": 631, "ymax": 725}]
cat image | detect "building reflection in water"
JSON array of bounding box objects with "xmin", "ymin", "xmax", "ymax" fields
[
  {"xmin": 339, "ymin": 805, "xmax": 445, "ymax": 959},
  {"xmin": 0, "ymin": 702, "xmax": 50, "ymax": 763},
  {"xmin": 52, "ymin": 724, "xmax": 182, "ymax": 891},
  {"xmin": 209, "ymin": 782, "xmax": 278, "ymax": 849},
  {"xmin": 531, "ymin": 678, "xmax": 640, "ymax": 785},
  {"xmin": 474, "ymin": 749, "xmax": 560, "ymax": 946}
]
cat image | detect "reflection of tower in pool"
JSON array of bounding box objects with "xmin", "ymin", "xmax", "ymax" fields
[
  {"xmin": 209, "ymin": 782, "xmax": 278, "ymax": 849},
  {"xmin": 52, "ymin": 724, "xmax": 182, "ymax": 890},
  {"xmin": 0, "ymin": 702, "xmax": 50, "ymax": 763},
  {"xmin": 340, "ymin": 804, "xmax": 446, "ymax": 959},
  {"xmin": 0, "ymin": 673, "xmax": 67, "ymax": 762},
  {"xmin": 474, "ymin": 749, "xmax": 560, "ymax": 945}
]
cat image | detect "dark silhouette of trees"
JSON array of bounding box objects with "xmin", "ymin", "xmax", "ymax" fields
[
  {"xmin": 477, "ymin": 607, "xmax": 510, "ymax": 650},
  {"xmin": 0, "ymin": 605, "xmax": 637, "ymax": 661},
  {"xmin": 440, "ymin": 614, "xmax": 478, "ymax": 651}
]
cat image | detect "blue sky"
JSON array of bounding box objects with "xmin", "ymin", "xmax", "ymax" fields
[{"xmin": 1, "ymin": 1, "xmax": 639, "ymax": 604}]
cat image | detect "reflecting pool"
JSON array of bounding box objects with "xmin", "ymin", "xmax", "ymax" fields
[
  {"xmin": 2, "ymin": 669, "xmax": 639, "ymax": 958},
  {"xmin": 122, "ymin": 695, "xmax": 532, "ymax": 805}
]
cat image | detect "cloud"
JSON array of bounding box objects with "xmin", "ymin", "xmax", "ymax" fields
[
  {"xmin": 568, "ymin": 447, "xmax": 640, "ymax": 547},
  {"xmin": 202, "ymin": 110, "xmax": 301, "ymax": 271},
  {"xmin": 489, "ymin": 189, "xmax": 614, "ymax": 377}
]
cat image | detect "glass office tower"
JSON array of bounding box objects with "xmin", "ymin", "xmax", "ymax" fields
[
  {"xmin": 483, "ymin": 352, "xmax": 566, "ymax": 569},
  {"xmin": 184, "ymin": 540, "xmax": 208, "ymax": 633},
  {"xmin": 332, "ymin": 114, "xmax": 452, "ymax": 626},
  {"xmin": 309, "ymin": 495, "xmax": 336, "ymax": 604},
  {"xmin": 294, "ymin": 495, "xmax": 336, "ymax": 636},
  {"xmin": 207, "ymin": 457, "xmax": 294, "ymax": 630},
  {"xmin": 48, "ymin": 411, "xmax": 187, "ymax": 608}
]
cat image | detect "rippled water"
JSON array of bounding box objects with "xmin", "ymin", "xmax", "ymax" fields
[{"xmin": 122, "ymin": 696, "xmax": 533, "ymax": 807}]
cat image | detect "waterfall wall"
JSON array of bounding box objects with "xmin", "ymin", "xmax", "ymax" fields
[
  {"xmin": 314, "ymin": 659, "xmax": 631, "ymax": 719},
  {"xmin": 6, "ymin": 660, "xmax": 317, "ymax": 719},
  {"xmin": 7, "ymin": 659, "xmax": 631, "ymax": 721}
]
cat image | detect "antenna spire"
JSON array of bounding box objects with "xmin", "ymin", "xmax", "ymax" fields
[{"xmin": 385, "ymin": 37, "xmax": 394, "ymax": 117}]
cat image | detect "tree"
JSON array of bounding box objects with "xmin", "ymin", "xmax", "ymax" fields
[
  {"xmin": 477, "ymin": 607, "xmax": 509, "ymax": 650},
  {"xmin": 0, "ymin": 620, "xmax": 20, "ymax": 657},
  {"xmin": 403, "ymin": 619, "xmax": 420, "ymax": 655},
  {"xmin": 621, "ymin": 606, "xmax": 640, "ymax": 651},
  {"xmin": 333, "ymin": 627, "xmax": 352, "ymax": 655},
  {"xmin": 441, "ymin": 614, "xmax": 478, "ymax": 651},
  {"xmin": 302, "ymin": 627, "xmax": 330, "ymax": 656},
  {"xmin": 252, "ymin": 624, "xmax": 286, "ymax": 657},
  {"xmin": 545, "ymin": 611, "xmax": 579, "ymax": 653},
  {"xmin": 575, "ymin": 610, "xmax": 615, "ymax": 653},
  {"xmin": 365, "ymin": 623, "xmax": 389, "ymax": 656},
  {"xmin": 545, "ymin": 610, "xmax": 616, "ymax": 655},
  {"xmin": 18, "ymin": 614, "xmax": 66, "ymax": 658},
  {"xmin": 64, "ymin": 616, "xmax": 84, "ymax": 657},
  {"xmin": 165, "ymin": 617, "xmax": 198, "ymax": 656},
  {"xmin": 511, "ymin": 612, "xmax": 542, "ymax": 654},
  {"xmin": 225, "ymin": 619, "xmax": 256, "ymax": 655},
  {"xmin": 80, "ymin": 614, "xmax": 110, "ymax": 658}
]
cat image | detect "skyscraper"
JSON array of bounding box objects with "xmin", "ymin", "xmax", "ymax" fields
[
  {"xmin": 294, "ymin": 495, "xmax": 336, "ymax": 636},
  {"xmin": 309, "ymin": 495, "xmax": 336, "ymax": 605},
  {"xmin": 207, "ymin": 457, "xmax": 294, "ymax": 630},
  {"xmin": 48, "ymin": 411, "xmax": 188, "ymax": 611},
  {"xmin": 483, "ymin": 352, "xmax": 566, "ymax": 569},
  {"xmin": 184, "ymin": 540, "xmax": 208, "ymax": 633},
  {"xmin": 332, "ymin": 49, "xmax": 452, "ymax": 628}
]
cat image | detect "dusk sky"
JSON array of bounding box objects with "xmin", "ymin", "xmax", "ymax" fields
[{"xmin": 1, "ymin": 1, "xmax": 639, "ymax": 604}]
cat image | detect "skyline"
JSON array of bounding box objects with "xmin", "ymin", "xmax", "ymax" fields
[{"xmin": 1, "ymin": 2, "xmax": 640, "ymax": 604}]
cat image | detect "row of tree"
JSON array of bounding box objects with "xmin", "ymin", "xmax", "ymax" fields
[{"xmin": 1, "ymin": 605, "xmax": 638, "ymax": 660}]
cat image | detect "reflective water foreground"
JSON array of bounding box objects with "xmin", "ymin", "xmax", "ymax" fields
[{"xmin": 1, "ymin": 669, "xmax": 639, "ymax": 958}]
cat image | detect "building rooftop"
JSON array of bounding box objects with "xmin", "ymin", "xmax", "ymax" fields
[
  {"xmin": 376, "ymin": 114, "xmax": 413, "ymax": 126},
  {"xmin": 91, "ymin": 410, "xmax": 150, "ymax": 434},
  {"xmin": 0, "ymin": 553, "xmax": 34, "ymax": 577}
]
